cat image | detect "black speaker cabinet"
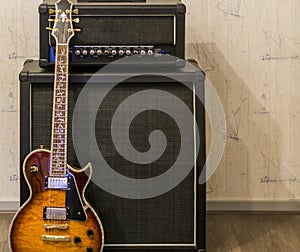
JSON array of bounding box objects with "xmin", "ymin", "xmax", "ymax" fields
[{"xmin": 19, "ymin": 60, "xmax": 206, "ymax": 252}]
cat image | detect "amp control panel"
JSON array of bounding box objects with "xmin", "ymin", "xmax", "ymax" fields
[
  {"xmin": 49, "ymin": 45, "xmax": 174, "ymax": 67},
  {"xmin": 73, "ymin": 46, "xmax": 165, "ymax": 57}
]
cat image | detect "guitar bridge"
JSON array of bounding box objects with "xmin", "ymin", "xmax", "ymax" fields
[
  {"xmin": 42, "ymin": 235, "xmax": 70, "ymax": 242},
  {"xmin": 43, "ymin": 206, "xmax": 69, "ymax": 220}
]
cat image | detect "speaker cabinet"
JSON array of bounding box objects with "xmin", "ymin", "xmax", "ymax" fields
[{"xmin": 19, "ymin": 60, "xmax": 206, "ymax": 252}]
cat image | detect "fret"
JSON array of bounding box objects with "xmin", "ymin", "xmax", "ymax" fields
[
  {"xmin": 53, "ymin": 122, "xmax": 68, "ymax": 125},
  {"xmin": 51, "ymin": 158, "xmax": 65, "ymax": 161},
  {"xmin": 54, "ymin": 107, "xmax": 67, "ymax": 110},
  {"xmin": 51, "ymin": 155, "xmax": 66, "ymax": 158},
  {"xmin": 54, "ymin": 87, "xmax": 67, "ymax": 91},
  {"xmin": 55, "ymin": 102, "xmax": 67, "ymax": 107},
  {"xmin": 50, "ymin": 172, "xmax": 66, "ymax": 176},
  {"xmin": 55, "ymin": 64, "xmax": 68, "ymax": 67},
  {"xmin": 52, "ymin": 153, "xmax": 66, "ymax": 159},
  {"xmin": 53, "ymin": 138, "xmax": 66, "ymax": 141},
  {"xmin": 52, "ymin": 144, "xmax": 66, "ymax": 148},
  {"xmin": 51, "ymin": 162, "xmax": 65, "ymax": 166},
  {"xmin": 52, "ymin": 145, "xmax": 66, "ymax": 149},
  {"xmin": 53, "ymin": 111, "xmax": 66, "ymax": 114},
  {"xmin": 50, "ymin": 164, "xmax": 65, "ymax": 167},
  {"xmin": 52, "ymin": 143, "xmax": 66, "ymax": 146},
  {"xmin": 51, "ymin": 162, "xmax": 66, "ymax": 166},
  {"xmin": 52, "ymin": 147, "xmax": 66, "ymax": 150}
]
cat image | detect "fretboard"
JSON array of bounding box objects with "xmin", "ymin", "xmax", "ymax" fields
[{"xmin": 50, "ymin": 44, "xmax": 69, "ymax": 177}]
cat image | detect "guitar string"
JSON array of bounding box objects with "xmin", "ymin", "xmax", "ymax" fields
[{"xmin": 48, "ymin": 7, "xmax": 72, "ymax": 244}]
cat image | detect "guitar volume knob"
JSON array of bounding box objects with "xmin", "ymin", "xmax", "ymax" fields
[
  {"xmin": 86, "ymin": 228, "xmax": 94, "ymax": 238},
  {"xmin": 74, "ymin": 236, "xmax": 81, "ymax": 244}
]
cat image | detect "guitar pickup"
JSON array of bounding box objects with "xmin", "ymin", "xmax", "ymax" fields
[
  {"xmin": 43, "ymin": 206, "xmax": 69, "ymax": 220},
  {"xmin": 45, "ymin": 176, "xmax": 70, "ymax": 190}
]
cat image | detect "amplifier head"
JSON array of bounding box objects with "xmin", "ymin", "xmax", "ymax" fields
[{"xmin": 39, "ymin": 0, "xmax": 186, "ymax": 68}]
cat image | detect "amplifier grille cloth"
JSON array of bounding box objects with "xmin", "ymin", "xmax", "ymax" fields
[
  {"xmin": 31, "ymin": 81, "xmax": 195, "ymax": 245},
  {"xmin": 50, "ymin": 16, "xmax": 175, "ymax": 45}
]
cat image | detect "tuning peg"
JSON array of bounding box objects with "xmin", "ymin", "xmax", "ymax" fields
[
  {"xmin": 48, "ymin": 18, "xmax": 60, "ymax": 22},
  {"xmin": 66, "ymin": 18, "xmax": 79, "ymax": 23},
  {"xmin": 46, "ymin": 27, "xmax": 58, "ymax": 32},
  {"xmin": 49, "ymin": 9, "xmax": 62, "ymax": 14},
  {"xmin": 66, "ymin": 8, "xmax": 79, "ymax": 15},
  {"xmin": 68, "ymin": 28, "xmax": 81, "ymax": 33}
]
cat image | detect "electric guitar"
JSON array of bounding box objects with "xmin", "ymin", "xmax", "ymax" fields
[{"xmin": 8, "ymin": 0, "xmax": 104, "ymax": 251}]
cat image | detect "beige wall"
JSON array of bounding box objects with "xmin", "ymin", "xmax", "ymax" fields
[
  {"xmin": 0, "ymin": 0, "xmax": 39, "ymax": 202},
  {"xmin": 185, "ymin": 0, "xmax": 300, "ymax": 200},
  {"xmin": 0, "ymin": 0, "xmax": 299, "ymax": 204}
]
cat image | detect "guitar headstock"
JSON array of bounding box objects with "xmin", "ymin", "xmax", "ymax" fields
[{"xmin": 47, "ymin": 0, "xmax": 80, "ymax": 44}]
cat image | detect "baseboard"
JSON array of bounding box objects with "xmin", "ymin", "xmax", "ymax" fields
[
  {"xmin": 0, "ymin": 201, "xmax": 19, "ymax": 212},
  {"xmin": 1, "ymin": 200, "xmax": 300, "ymax": 212},
  {"xmin": 207, "ymin": 199, "xmax": 300, "ymax": 213}
]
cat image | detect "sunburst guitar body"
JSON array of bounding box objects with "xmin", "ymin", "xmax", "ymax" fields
[
  {"xmin": 9, "ymin": 149, "xmax": 104, "ymax": 252},
  {"xmin": 8, "ymin": 0, "xmax": 104, "ymax": 251}
]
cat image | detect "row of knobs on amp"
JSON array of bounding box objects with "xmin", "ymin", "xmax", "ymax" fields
[{"xmin": 74, "ymin": 47, "xmax": 160, "ymax": 57}]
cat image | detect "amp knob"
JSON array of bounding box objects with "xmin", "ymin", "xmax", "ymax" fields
[
  {"xmin": 140, "ymin": 49, "xmax": 146, "ymax": 56},
  {"xmin": 125, "ymin": 49, "xmax": 131, "ymax": 56},
  {"xmin": 118, "ymin": 49, "xmax": 125, "ymax": 56},
  {"xmin": 133, "ymin": 49, "xmax": 139, "ymax": 55},
  {"xmin": 147, "ymin": 49, "xmax": 153, "ymax": 55},
  {"xmin": 90, "ymin": 49, "xmax": 95, "ymax": 56},
  {"xmin": 104, "ymin": 49, "xmax": 110, "ymax": 55},
  {"xmin": 96, "ymin": 49, "xmax": 102, "ymax": 56},
  {"xmin": 111, "ymin": 49, "xmax": 117, "ymax": 56},
  {"xmin": 75, "ymin": 49, "xmax": 81, "ymax": 56},
  {"xmin": 82, "ymin": 49, "xmax": 88, "ymax": 56}
]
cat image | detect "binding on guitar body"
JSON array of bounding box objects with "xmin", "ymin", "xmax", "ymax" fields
[{"xmin": 8, "ymin": 0, "xmax": 104, "ymax": 251}]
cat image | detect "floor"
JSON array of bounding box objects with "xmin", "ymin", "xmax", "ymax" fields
[
  {"xmin": 206, "ymin": 214, "xmax": 300, "ymax": 251},
  {"xmin": 2, "ymin": 213, "xmax": 300, "ymax": 251}
]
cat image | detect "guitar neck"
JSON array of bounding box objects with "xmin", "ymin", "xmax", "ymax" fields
[{"xmin": 50, "ymin": 44, "xmax": 69, "ymax": 177}]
